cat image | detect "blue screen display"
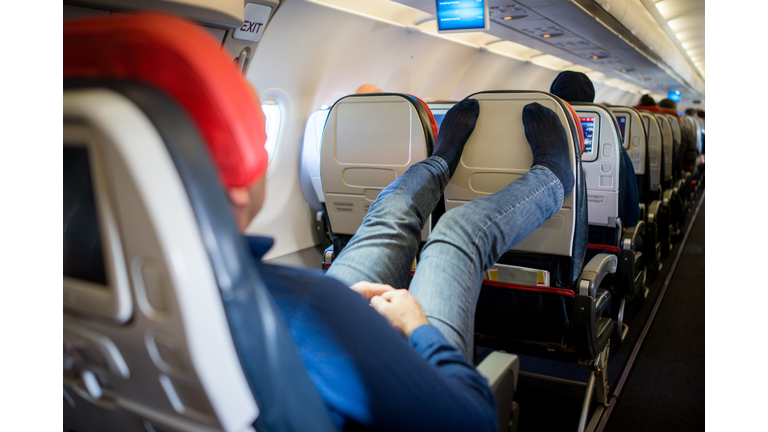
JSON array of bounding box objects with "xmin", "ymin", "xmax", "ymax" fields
[
  {"xmin": 616, "ymin": 116, "xmax": 627, "ymax": 144},
  {"xmin": 433, "ymin": 113, "xmax": 446, "ymax": 129},
  {"xmin": 580, "ymin": 117, "xmax": 595, "ymax": 153},
  {"xmin": 668, "ymin": 91, "xmax": 681, "ymax": 102},
  {"xmin": 436, "ymin": 1, "xmax": 488, "ymax": 32}
]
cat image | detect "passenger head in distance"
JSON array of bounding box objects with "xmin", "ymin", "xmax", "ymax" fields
[
  {"xmin": 685, "ymin": 108, "xmax": 697, "ymax": 116},
  {"xmin": 355, "ymin": 84, "xmax": 383, "ymax": 94},
  {"xmin": 658, "ymin": 98, "xmax": 678, "ymax": 110},
  {"xmin": 638, "ymin": 94, "xmax": 656, "ymax": 106},
  {"xmin": 549, "ymin": 70, "xmax": 595, "ymax": 103}
]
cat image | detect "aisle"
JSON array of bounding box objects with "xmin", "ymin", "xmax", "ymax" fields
[{"xmin": 603, "ymin": 198, "xmax": 705, "ymax": 432}]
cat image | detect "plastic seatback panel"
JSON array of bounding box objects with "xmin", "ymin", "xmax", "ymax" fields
[
  {"xmin": 574, "ymin": 104, "xmax": 621, "ymax": 227},
  {"xmin": 444, "ymin": 91, "xmax": 578, "ymax": 256},
  {"xmin": 639, "ymin": 111, "xmax": 662, "ymax": 192},
  {"xmin": 610, "ymin": 107, "xmax": 646, "ymax": 175},
  {"xmin": 301, "ymin": 108, "xmax": 331, "ymax": 203},
  {"xmin": 321, "ymin": 94, "xmax": 431, "ymax": 238},
  {"xmin": 64, "ymin": 88, "xmax": 258, "ymax": 432},
  {"xmin": 655, "ymin": 113, "xmax": 674, "ymax": 182}
]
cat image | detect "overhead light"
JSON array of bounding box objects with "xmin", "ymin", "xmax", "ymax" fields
[
  {"xmin": 621, "ymin": 68, "xmax": 627, "ymax": 72},
  {"xmin": 543, "ymin": 34, "xmax": 550, "ymax": 38},
  {"xmin": 503, "ymin": 16, "xmax": 512, "ymax": 20}
]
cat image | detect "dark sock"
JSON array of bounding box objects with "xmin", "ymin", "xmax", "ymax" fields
[
  {"xmin": 432, "ymin": 98, "xmax": 479, "ymax": 177},
  {"xmin": 522, "ymin": 102, "xmax": 574, "ymax": 195}
]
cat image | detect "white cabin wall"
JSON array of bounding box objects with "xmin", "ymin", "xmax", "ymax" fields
[
  {"xmin": 616, "ymin": 92, "xmax": 640, "ymax": 107},
  {"xmin": 451, "ymin": 52, "xmax": 525, "ymax": 98},
  {"xmin": 245, "ymin": 0, "xmax": 639, "ymax": 259}
]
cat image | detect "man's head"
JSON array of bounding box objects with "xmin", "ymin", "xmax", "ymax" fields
[
  {"xmin": 64, "ymin": 12, "xmax": 270, "ymax": 233},
  {"xmin": 225, "ymin": 83, "xmax": 270, "ymax": 231},
  {"xmin": 355, "ymin": 84, "xmax": 383, "ymax": 94},
  {"xmin": 658, "ymin": 98, "xmax": 678, "ymax": 110},
  {"xmin": 550, "ymin": 71, "xmax": 595, "ymax": 103},
  {"xmin": 638, "ymin": 94, "xmax": 656, "ymax": 107},
  {"xmin": 685, "ymin": 108, "xmax": 697, "ymax": 116}
]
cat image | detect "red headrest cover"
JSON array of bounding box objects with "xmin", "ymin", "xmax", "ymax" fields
[
  {"xmin": 64, "ymin": 13, "xmax": 268, "ymax": 189},
  {"xmin": 562, "ymin": 101, "xmax": 585, "ymax": 155},
  {"xmin": 634, "ymin": 105, "xmax": 664, "ymax": 114}
]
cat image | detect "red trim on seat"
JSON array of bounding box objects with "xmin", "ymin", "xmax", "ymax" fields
[
  {"xmin": 587, "ymin": 244, "xmax": 621, "ymax": 253},
  {"xmin": 409, "ymin": 95, "xmax": 439, "ymax": 140},
  {"xmin": 562, "ymin": 101, "xmax": 585, "ymax": 155},
  {"xmin": 64, "ymin": 12, "xmax": 268, "ymax": 189},
  {"xmin": 482, "ymin": 280, "xmax": 575, "ymax": 297}
]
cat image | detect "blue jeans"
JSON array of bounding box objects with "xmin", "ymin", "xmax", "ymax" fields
[{"xmin": 327, "ymin": 156, "xmax": 564, "ymax": 361}]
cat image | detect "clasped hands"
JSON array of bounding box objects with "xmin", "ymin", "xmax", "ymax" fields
[{"xmin": 350, "ymin": 281, "xmax": 430, "ymax": 339}]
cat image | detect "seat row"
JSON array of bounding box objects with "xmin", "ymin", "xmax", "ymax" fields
[{"xmin": 305, "ymin": 91, "xmax": 704, "ymax": 432}]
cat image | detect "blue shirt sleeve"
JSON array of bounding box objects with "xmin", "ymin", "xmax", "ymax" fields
[{"xmin": 254, "ymin": 258, "xmax": 497, "ymax": 432}]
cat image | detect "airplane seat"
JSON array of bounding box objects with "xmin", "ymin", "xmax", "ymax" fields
[
  {"xmin": 444, "ymin": 91, "xmax": 616, "ymax": 431},
  {"xmin": 64, "ymin": 13, "xmax": 339, "ymax": 432},
  {"xmin": 572, "ymin": 103, "xmax": 646, "ymax": 341},
  {"xmin": 653, "ymin": 113, "xmax": 686, "ymax": 242},
  {"xmin": 320, "ymin": 95, "xmax": 523, "ymax": 432},
  {"xmin": 300, "ymin": 107, "xmax": 333, "ymax": 249},
  {"xmin": 666, "ymin": 114, "xmax": 691, "ymax": 212},
  {"xmin": 636, "ymin": 109, "xmax": 671, "ymax": 265},
  {"xmin": 610, "ymin": 106, "xmax": 655, "ymax": 293},
  {"xmin": 320, "ymin": 92, "xmax": 439, "ymax": 265}
]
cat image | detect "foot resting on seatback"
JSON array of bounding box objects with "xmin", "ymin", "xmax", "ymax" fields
[
  {"xmin": 522, "ymin": 102, "xmax": 574, "ymax": 195},
  {"xmin": 432, "ymin": 98, "xmax": 479, "ymax": 177}
]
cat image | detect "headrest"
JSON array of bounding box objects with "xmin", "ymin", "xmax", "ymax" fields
[
  {"xmin": 660, "ymin": 108, "xmax": 680, "ymax": 118},
  {"xmin": 550, "ymin": 71, "xmax": 595, "ymax": 103},
  {"xmin": 562, "ymin": 101, "xmax": 585, "ymax": 155},
  {"xmin": 634, "ymin": 105, "xmax": 665, "ymax": 114},
  {"xmin": 408, "ymin": 94, "xmax": 439, "ymax": 142},
  {"xmin": 63, "ymin": 12, "xmax": 268, "ymax": 189}
]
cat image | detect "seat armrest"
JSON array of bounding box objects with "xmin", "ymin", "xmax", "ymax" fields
[
  {"xmin": 578, "ymin": 254, "xmax": 618, "ymax": 297},
  {"xmin": 662, "ymin": 188, "xmax": 673, "ymax": 206},
  {"xmin": 622, "ymin": 222, "xmax": 645, "ymax": 250},
  {"xmin": 322, "ymin": 245, "xmax": 334, "ymax": 268},
  {"xmin": 638, "ymin": 203, "xmax": 646, "ymax": 220},
  {"xmin": 647, "ymin": 200, "xmax": 664, "ymax": 223},
  {"xmin": 477, "ymin": 352, "xmax": 519, "ymax": 432}
]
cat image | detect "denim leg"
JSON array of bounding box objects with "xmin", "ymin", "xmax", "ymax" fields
[
  {"xmin": 409, "ymin": 166, "xmax": 565, "ymax": 361},
  {"xmin": 326, "ymin": 157, "xmax": 450, "ymax": 289}
]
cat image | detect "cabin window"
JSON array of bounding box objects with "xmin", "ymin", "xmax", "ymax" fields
[{"xmin": 262, "ymin": 101, "xmax": 282, "ymax": 163}]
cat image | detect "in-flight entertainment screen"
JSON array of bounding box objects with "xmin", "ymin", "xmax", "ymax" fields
[
  {"xmin": 436, "ymin": 0, "xmax": 490, "ymax": 32},
  {"xmin": 616, "ymin": 115, "xmax": 627, "ymax": 144},
  {"xmin": 580, "ymin": 117, "xmax": 595, "ymax": 154}
]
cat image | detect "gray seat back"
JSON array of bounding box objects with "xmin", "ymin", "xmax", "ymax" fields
[
  {"xmin": 573, "ymin": 103, "xmax": 622, "ymax": 228},
  {"xmin": 654, "ymin": 113, "xmax": 674, "ymax": 183},
  {"xmin": 64, "ymin": 88, "xmax": 259, "ymax": 432},
  {"xmin": 320, "ymin": 94, "xmax": 434, "ymax": 239},
  {"xmin": 443, "ymin": 91, "xmax": 580, "ymax": 256},
  {"xmin": 610, "ymin": 106, "xmax": 647, "ymax": 176},
  {"xmin": 638, "ymin": 111, "xmax": 663, "ymax": 192},
  {"xmin": 300, "ymin": 108, "xmax": 331, "ymax": 205}
]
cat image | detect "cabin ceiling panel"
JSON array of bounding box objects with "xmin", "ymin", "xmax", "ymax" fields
[{"xmin": 395, "ymin": 0, "xmax": 705, "ymax": 100}]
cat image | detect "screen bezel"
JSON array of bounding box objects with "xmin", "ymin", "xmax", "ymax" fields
[
  {"xmin": 615, "ymin": 114, "xmax": 628, "ymax": 148},
  {"xmin": 64, "ymin": 124, "xmax": 132, "ymax": 324},
  {"xmin": 436, "ymin": 0, "xmax": 490, "ymax": 34},
  {"xmin": 578, "ymin": 112, "xmax": 600, "ymax": 162}
]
